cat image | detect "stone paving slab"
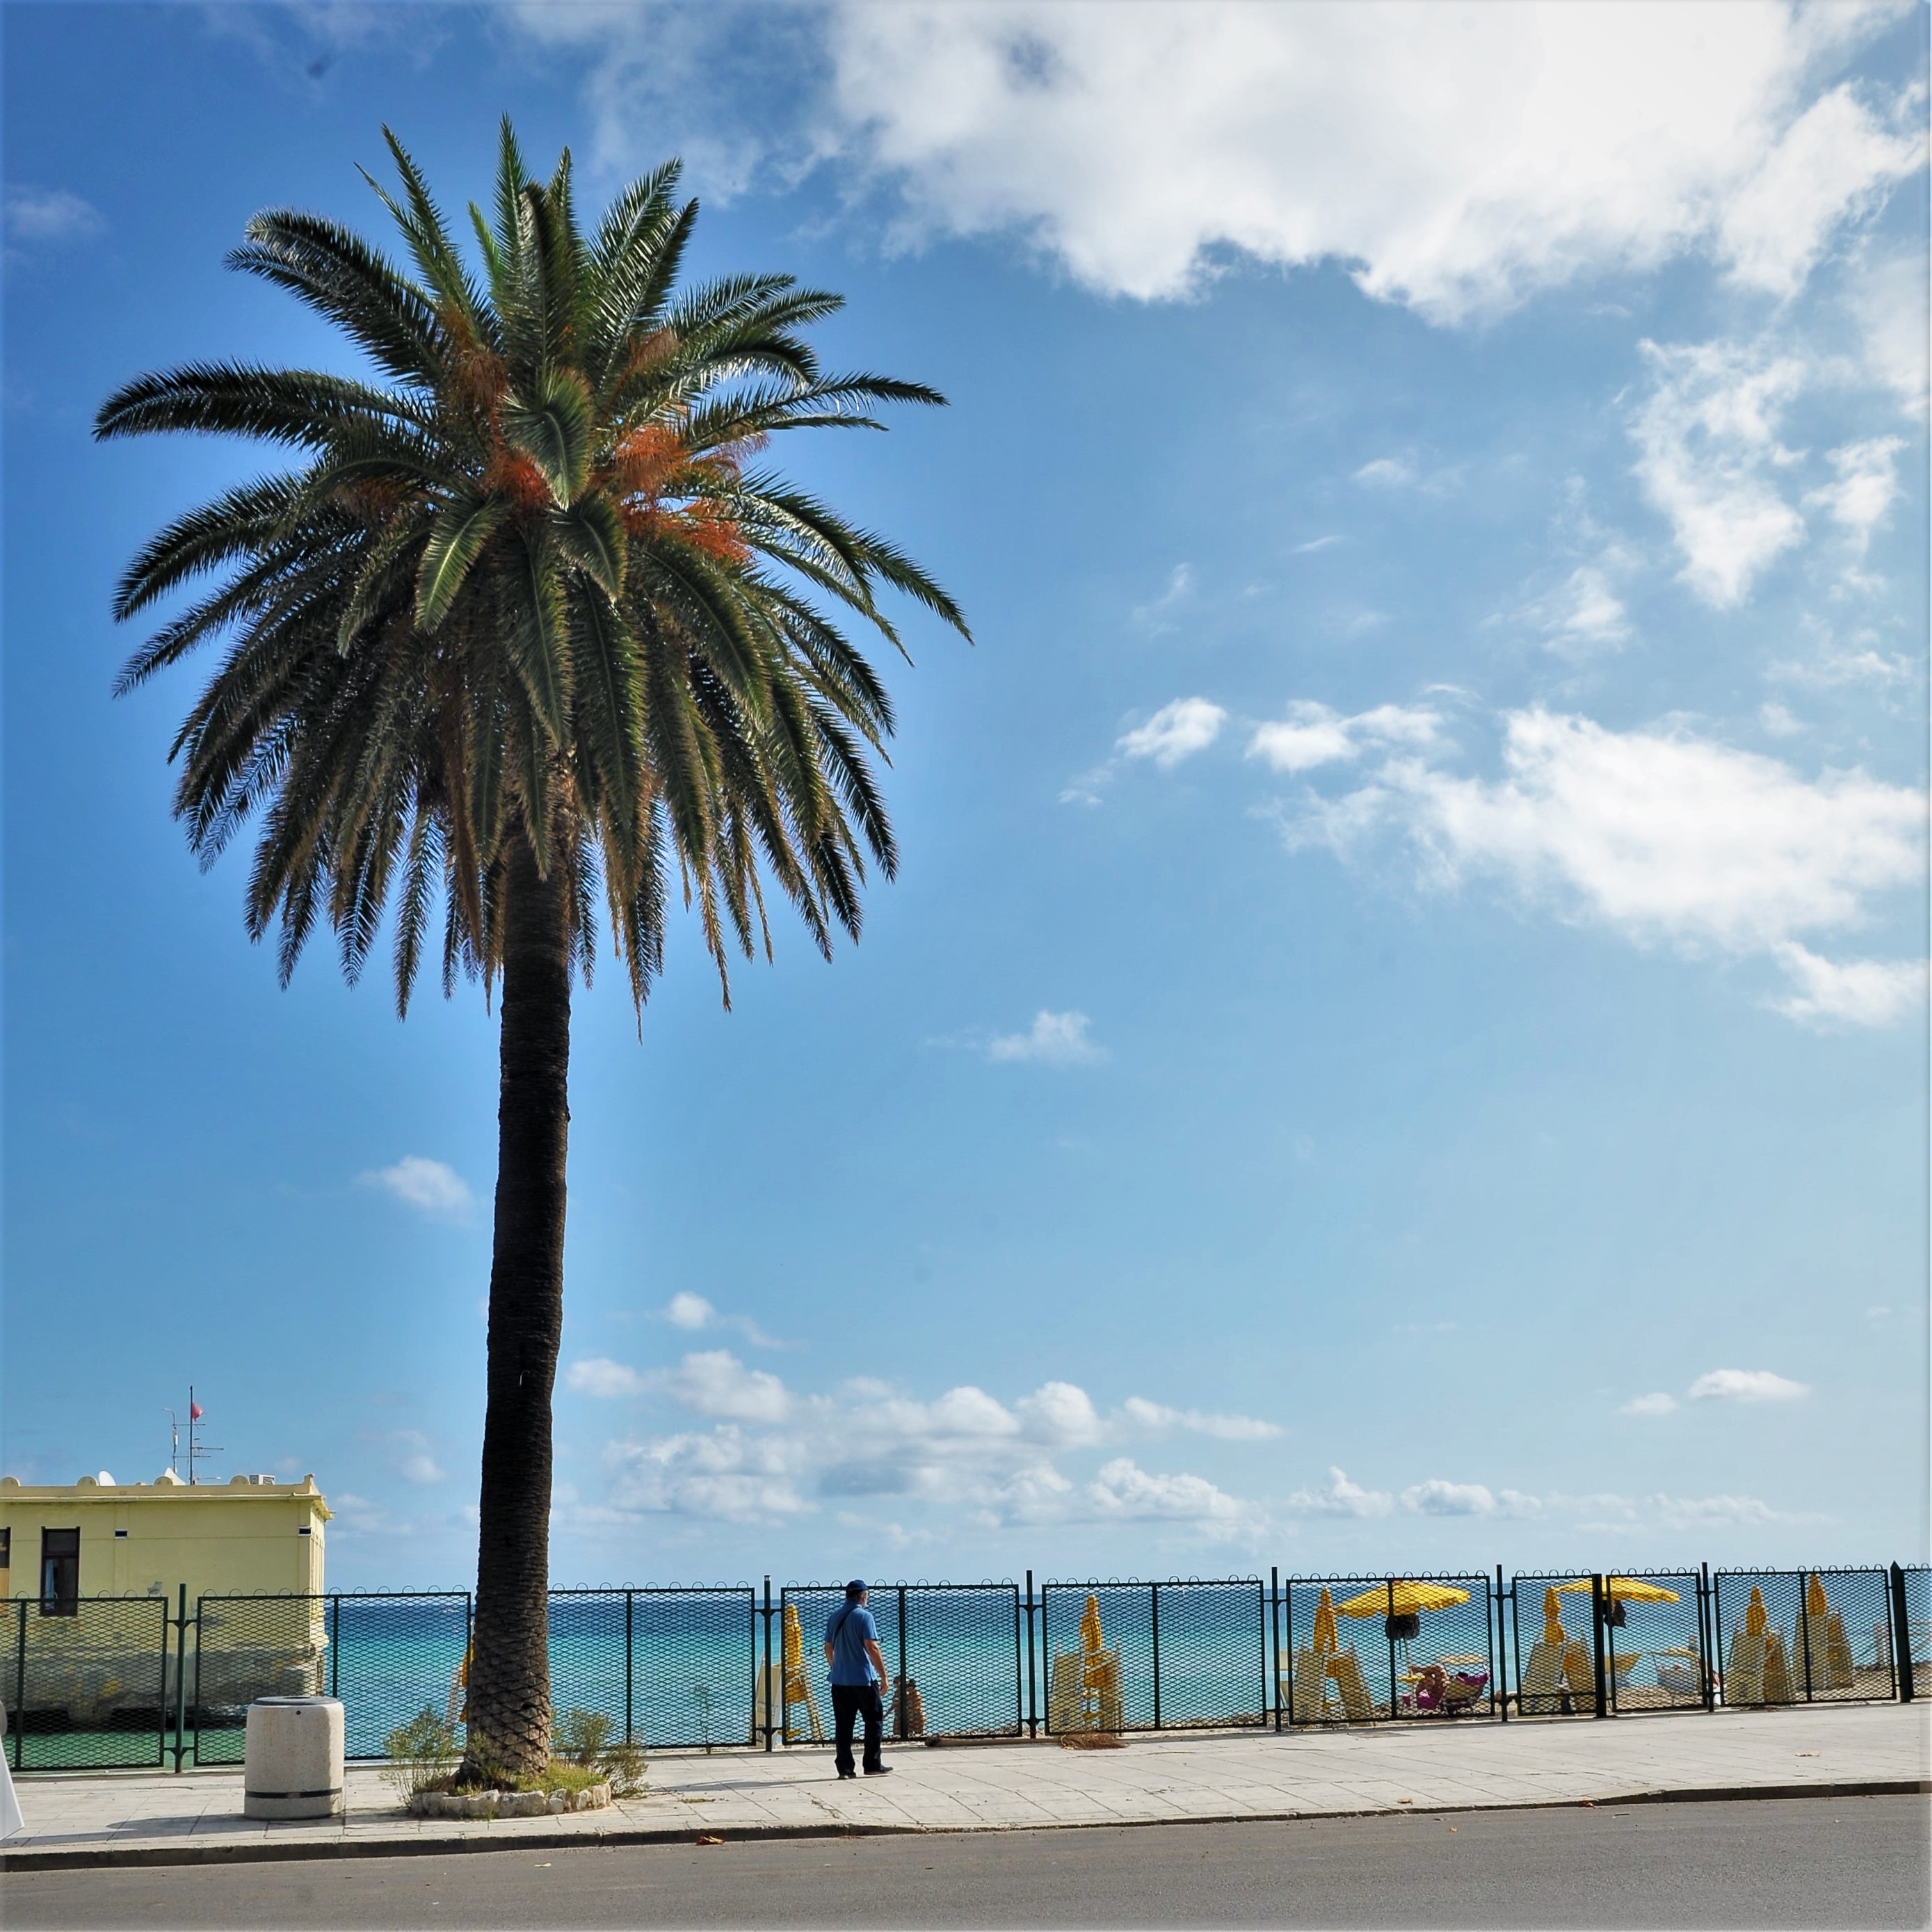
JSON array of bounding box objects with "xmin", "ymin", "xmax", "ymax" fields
[{"xmin": 3, "ymin": 1703, "xmax": 1925, "ymax": 1869}]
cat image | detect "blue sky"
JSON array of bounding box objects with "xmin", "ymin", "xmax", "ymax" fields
[{"xmin": 3, "ymin": 1, "xmax": 1926, "ymax": 1589}]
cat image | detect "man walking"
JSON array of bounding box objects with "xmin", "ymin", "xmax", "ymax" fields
[{"xmin": 824, "ymin": 1579, "xmax": 893, "ymax": 1779}]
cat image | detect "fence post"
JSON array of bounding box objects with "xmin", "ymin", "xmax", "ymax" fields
[
  {"xmin": 1591, "ymin": 1576, "xmax": 1608, "ymax": 1719},
  {"xmin": 1699, "ymin": 1565, "xmax": 1716, "ymax": 1712},
  {"xmin": 1794, "ymin": 1571, "xmax": 1814, "ymax": 1703},
  {"xmin": 1150, "ymin": 1583, "xmax": 1161, "ymax": 1730},
  {"xmin": 1385, "ymin": 1579, "xmax": 1398, "ymax": 1723},
  {"xmin": 330, "ymin": 1595, "xmax": 340, "ymax": 1699},
  {"xmin": 1271, "ymin": 1568, "xmax": 1281, "ymax": 1733},
  {"xmin": 762, "ymin": 1577, "xmax": 775, "ymax": 1750},
  {"xmin": 895, "ymin": 1586, "xmax": 908, "ymax": 1740},
  {"xmin": 1495, "ymin": 1565, "xmax": 1508, "ymax": 1723},
  {"xmin": 625, "ymin": 1591, "xmax": 635, "ymax": 1748},
  {"xmin": 170, "ymin": 1585, "xmax": 191, "ymax": 1771},
  {"xmin": 1025, "ymin": 1571, "xmax": 1038, "ymax": 1738},
  {"xmin": 11, "ymin": 1600, "xmax": 24, "ymax": 1772},
  {"xmin": 1890, "ymin": 1563, "xmax": 1913, "ymax": 1702}
]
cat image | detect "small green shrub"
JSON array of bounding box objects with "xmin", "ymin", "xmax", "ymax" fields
[
  {"xmin": 549, "ymin": 1707, "xmax": 646, "ymax": 1797},
  {"xmin": 383, "ymin": 1707, "xmax": 459, "ymax": 1801}
]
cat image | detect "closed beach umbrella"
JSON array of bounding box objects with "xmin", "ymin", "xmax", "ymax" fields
[
  {"xmin": 1335, "ymin": 1581, "xmax": 1471, "ymax": 1618},
  {"xmin": 1543, "ymin": 1587, "xmax": 1566, "ymax": 1646},
  {"xmin": 1556, "ymin": 1578, "xmax": 1680, "ymax": 1604},
  {"xmin": 1745, "ymin": 1586, "xmax": 1768, "ymax": 1636},
  {"xmin": 1080, "ymin": 1593, "xmax": 1104, "ymax": 1657},
  {"xmin": 1805, "ymin": 1574, "xmax": 1829, "ymax": 1617},
  {"xmin": 1312, "ymin": 1588, "xmax": 1339, "ymax": 1653}
]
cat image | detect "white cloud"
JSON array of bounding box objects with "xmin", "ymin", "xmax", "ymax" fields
[
  {"xmin": 1629, "ymin": 337, "xmax": 1809, "ymax": 606},
  {"xmin": 1282, "ymin": 706, "xmax": 1926, "ymax": 1027},
  {"xmin": 1285, "ymin": 1466, "xmax": 1393, "ymax": 1519},
  {"xmin": 1353, "ymin": 456, "xmax": 1416, "ymax": 489},
  {"xmin": 816, "ymin": 1, "xmax": 1919, "ymax": 320},
  {"xmin": 1017, "ymin": 1380, "xmax": 1104, "ymax": 1447},
  {"xmin": 606, "ymin": 1424, "xmax": 809, "ymax": 1522},
  {"xmin": 1133, "ymin": 563, "xmax": 1195, "ymax": 629},
  {"xmin": 1844, "ymin": 249, "xmax": 1929, "ymax": 420},
  {"xmin": 1769, "ymin": 942, "xmax": 1927, "ymax": 1027},
  {"xmin": 1248, "ymin": 700, "xmax": 1442, "ymax": 775},
  {"xmin": 1688, "ymin": 1367, "xmax": 1810, "ymax": 1403},
  {"xmin": 987, "ymin": 1010, "xmax": 1106, "ymax": 1066},
  {"xmin": 1084, "ymin": 1457, "xmax": 1246, "ymax": 1526},
  {"xmin": 1289, "ymin": 536, "xmax": 1344, "ymax": 556},
  {"xmin": 3, "ymin": 186, "xmax": 104, "ymax": 245},
  {"xmin": 657, "ymin": 1291, "xmax": 786, "ymax": 1349},
  {"xmin": 1518, "ymin": 563, "xmax": 1632, "ymax": 657},
  {"xmin": 358, "ymin": 1155, "xmax": 474, "ymax": 1221},
  {"xmin": 1717, "ymin": 83, "xmax": 1923, "ymax": 298},
  {"xmin": 655, "ymin": 1349, "xmax": 792, "ymax": 1424},
  {"xmin": 1116, "ymin": 697, "xmax": 1227, "ymax": 768},
  {"xmin": 1803, "ymin": 436, "xmax": 1906, "ymax": 550},
  {"xmin": 1119, "ymin": 1396, "xmax": 1281, "ymax": 1442},
  {"xmin": 595, "ymin": 1370, "xmax": 1266, "ymax": 1537},
  {"xmin": 1760, "ymin": 702, "xmax": 1805, "ymax": 739},
  {"xmin": 565, "ymin": 1357, "xmax": 647, "ymax": 1399},
  {"xmin": 1400, "ymin": 1478, "xmax": 1497, "ymax": 1517},
  {"xmin": 385, "ymin": 1431, "xmax": 446, "ymax": 1486},
  {"xmin": 1620, "ymin": 1392, "xmax": 1680, "ymax": 1417}
]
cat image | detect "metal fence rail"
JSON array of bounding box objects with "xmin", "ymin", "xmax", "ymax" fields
[
  {"xmin": 6, "ymin": 1595, "xmax": 170, "ymax": 1771},
  {"xmin": 1282, "ymin": 1574, "xmax": 1497, "ymax": 1724},
  {"xmin": 1039, "ymin": 1579, "xmax": 1268, "ymax": 1732},
  {"xmin": 1712, "ymin": 1568, "xmax": 1897, "ymax": 1707},
  {"xmin": 780, "ymin": 1583, "xmax": 1024, "ymax": 1740}
]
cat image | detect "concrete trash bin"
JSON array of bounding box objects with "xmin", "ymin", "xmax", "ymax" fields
[{"xmin": 243, "ymin": 1696, "xmax": 345, "ymax": 1819}]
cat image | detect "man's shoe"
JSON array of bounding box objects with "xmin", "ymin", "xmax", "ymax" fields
[
  {"xmin": 836, "ymin": 1769, "xmax": 857, "ymax": 1780},
  {"xmin": 864, "ymin": 1765, "xmax": 893, "ymax": 1776}
]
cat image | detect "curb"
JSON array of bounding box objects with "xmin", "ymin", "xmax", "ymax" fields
[{"xmin": 5, "ymin": 1779, "xmax": 1927, "ymax": 1872}]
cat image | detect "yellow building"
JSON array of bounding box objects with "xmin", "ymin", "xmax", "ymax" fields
[
  {"xmin": 1, "ymin": 1469, "xmax": 329, "ymax": 1604},
  {"xmin": 1, "ymin": 1470, "xmax": 332, "ymax": 1725}
]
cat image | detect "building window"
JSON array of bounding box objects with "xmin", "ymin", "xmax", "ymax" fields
[
  {"xmin": 41, "ymin": 1528, "xmax": 79, "ymax": 1615},
  {"xmin": 0, "ymin": 1527, "xmax": 10, "ymax": 1570}
]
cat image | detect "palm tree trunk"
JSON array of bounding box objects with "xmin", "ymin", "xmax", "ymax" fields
[{"xmin": 461, "ymin": 829, "xmax": 572, "ymax": 1782}]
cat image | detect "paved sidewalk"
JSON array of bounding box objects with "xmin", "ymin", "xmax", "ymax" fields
[{"xmin": 4, "ymin": 1704, "xmax": 1926, "ymax": 1869}]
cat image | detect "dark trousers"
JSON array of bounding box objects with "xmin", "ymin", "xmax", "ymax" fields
[{"xmin": 831, "ymin": 1682, "xmax": 884, "ymax": 1774}]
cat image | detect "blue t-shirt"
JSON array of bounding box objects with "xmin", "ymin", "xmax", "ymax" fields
[{"xmin": 825, "ymin": 1602, "xmax": 880, "ymax": 1686}]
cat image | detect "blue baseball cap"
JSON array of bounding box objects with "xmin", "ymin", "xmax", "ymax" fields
[{"xmin": 845, "ymin": 1579, "xmax": 867, "ymax": 1597}]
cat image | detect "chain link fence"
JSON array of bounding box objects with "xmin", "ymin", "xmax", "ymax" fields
[
  {"xmin": 1038, "ymin": 1579, "xmax": 1268, "ymax": 1732},
  {"xmin": 1712, "ymin": 1568, "xmax": 1897, "ymax": 1707},
  {"xmin": 1508, "ymin": 1571, "xmax": 1712, "ymax": 1718},
  {"xmin": 1282, "ymin": 1574, "xmax": 1497, "ymax": 1724},
  {"xmin": 9, "ymin": 1557, "xmax": 1922, "ymax": 1775},
  {"xmin": 779, "ymin": 1583, "xmax": 1024, "ymax": 1741},
  {"xmin": 6, "ymin": 1596, "xmax": 170, "ymax": 1770},
  {"xmin": 193, "ymin": 1592, "xmax": 469, "ymax": 1764},
  {"xmin": 549, "ymin": 1587, "xmax": 756, "ymax": 1750}
]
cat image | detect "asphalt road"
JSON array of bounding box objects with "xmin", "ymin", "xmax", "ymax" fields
[{"xmin": 8, "ymin": 1795, "xmax": 1929, "ymax": 1930}]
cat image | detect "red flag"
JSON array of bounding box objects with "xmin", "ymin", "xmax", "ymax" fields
[{"xmin": 189, "ymin": 1401, "xmax": 203, "ymax": 1420}]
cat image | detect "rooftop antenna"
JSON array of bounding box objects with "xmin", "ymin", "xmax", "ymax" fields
[
  {"xmin": 186, "ymin": 1387, "xmax": 223, "ymax": 1486},
  {"xmin": 164, "ymin": 1408, "xmax": 179, "ymax": 1476}
]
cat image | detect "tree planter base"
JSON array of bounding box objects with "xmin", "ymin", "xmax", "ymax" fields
[{"xmin": 408, "ymin": 1782, "xmax": 612, "ymax": 1820}]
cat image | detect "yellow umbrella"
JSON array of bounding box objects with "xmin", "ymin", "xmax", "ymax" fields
[
  {"xmin": 1335, "ymin": 1581, "xmax": 1471, "ymax": 1618},
  {"xmin": 1556, "ymin": 1578, "xmax": 1680, "ymax": 1604},
  {"xmin": 1542, "ymin": 1586, "xmax": 1566, "ymax": 1647},
  {"xmin": 1805, "ymin": 1574, "xmax": 1829, "ymax": 1618},
  {"xmin": 1744, "ymin": 1586, "xmax": 1768, "ymax": 1636},
  {"xmin": 1311, "ymin": 1588, "xmax": 1338, "ymax": 1653}
]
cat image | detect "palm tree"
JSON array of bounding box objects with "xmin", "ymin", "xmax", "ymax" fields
[{"xmin": 96, "ymin": 124, "xmax": 967, "ymax": 1781}]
